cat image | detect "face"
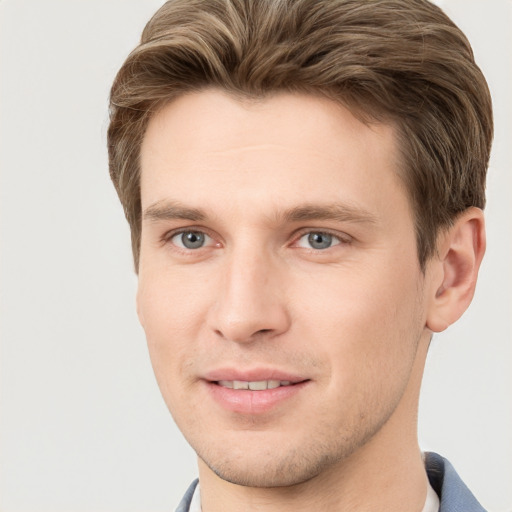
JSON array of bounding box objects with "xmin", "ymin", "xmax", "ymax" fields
[{"xmin": 138, "ymin": 90, "xmax": 432, "ymax": 488}]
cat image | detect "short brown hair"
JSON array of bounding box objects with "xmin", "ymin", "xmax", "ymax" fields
[{"xmin": 108, "ymin": 0, "xmax": 493, "ymax": 271}]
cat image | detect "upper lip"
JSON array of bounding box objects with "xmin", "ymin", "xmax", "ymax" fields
[{"xmin": 203, "ymin": 368, "xmax": 308, "ymax": 383}]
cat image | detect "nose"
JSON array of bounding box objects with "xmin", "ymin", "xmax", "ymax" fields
[{"xmin": 207, "ymin": 247, "xmax": 291, "ymax": 343}]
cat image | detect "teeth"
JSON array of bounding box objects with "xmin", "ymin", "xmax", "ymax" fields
[
  {"xmin": 217, "ymin": 380, "xmax": 293, "ymax": 390},
  {"xmin": 249, "ymin": 381, "xmax": 267, "ymax": 390},
  {"xmin": 267, "ymin": 380, "xmax": 281, "ymax": 389}
]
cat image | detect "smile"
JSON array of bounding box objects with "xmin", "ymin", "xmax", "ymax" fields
[
  {"xmin": 206, "ymin": 376, "xmax": 310, "ymax": 414},
  {"xmin": 216, "ymin": 380, "xmax": 292, "ymax": 390}
]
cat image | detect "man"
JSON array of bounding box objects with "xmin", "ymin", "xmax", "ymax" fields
[{"xmin": 107, "ymin": 0, "xmax": 492, "ymax": 510}]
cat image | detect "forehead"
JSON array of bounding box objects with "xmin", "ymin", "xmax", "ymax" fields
[{"xmin": 139, "ymin": 89, "xmax": 407, "ymax": 222}]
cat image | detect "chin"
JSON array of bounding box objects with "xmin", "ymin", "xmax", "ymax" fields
[
  {"xmin": 207, "ymin": 457, "xmax": 327, "ymax": 488},
  {"xmin": 195, "ymin": 438, "xmax": 350, "ymax": 488}
]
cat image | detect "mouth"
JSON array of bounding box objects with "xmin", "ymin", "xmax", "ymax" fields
[
  {"xmin": 204, "ymin": 373, "xmax": 310, "ymax": 414},
  {"xmin": 215, "ymin": 379, "xmax": 295, "ymax": 390}
]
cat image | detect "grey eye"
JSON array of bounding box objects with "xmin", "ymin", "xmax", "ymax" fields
[
  {"xmin": 308, "ymin": 232, "xmax": 333, "ymax": 249},
  {"xmin": 172, "ymin": 231, "xmax": 207, "ymax": 249},
  {"xmin": 297, "ymin": 232, "xmax": 340, "ymax": 250}
]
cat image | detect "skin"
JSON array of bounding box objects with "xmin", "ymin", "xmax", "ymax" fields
[{"xmin": 137, "ymin": 89, "xmax": 485, "ymax": 511}]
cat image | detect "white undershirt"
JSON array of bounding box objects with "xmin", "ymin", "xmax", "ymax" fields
[
  {"xmin": 423, "ymin": 480, "xmax": 441, "ymax": 512},
  {"xmin": 189, "ymin": 482, "xmax": 202, "ymax": 512},
  {"xmin": 188, "ymin": 480, "xmax": 440, "ymax": 512}
]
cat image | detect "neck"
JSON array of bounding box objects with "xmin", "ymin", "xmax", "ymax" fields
[{"xmin": 198, "ymin": 335, "xmax": 431, "ymax": 512}]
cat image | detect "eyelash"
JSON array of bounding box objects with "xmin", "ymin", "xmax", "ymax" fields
[
  {"xmin": 162, "ymin": 228, "xmax": 218, "ymax": 251},
  {"xmin": 292, "ymin": 229, "xmax": 351, "ymax": 250},
  {"xmin": 161, "ymin": 228, "xmax": 352, "ymax": 252}
]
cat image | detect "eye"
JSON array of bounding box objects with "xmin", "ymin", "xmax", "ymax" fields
[
  {"xmin": 296, "ymin": 231, "xmax": 342, "ymax": 250},
  {"xmin": 170, "ymin": 230, "xmax": 212, "ymax": 249}
]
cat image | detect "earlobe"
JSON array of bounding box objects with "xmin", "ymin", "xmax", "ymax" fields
[{"xmin": 426, "ymin": 208, "xmax": 486, "ymax": 333}]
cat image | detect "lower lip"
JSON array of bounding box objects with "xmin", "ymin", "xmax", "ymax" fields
[{"xmin": 205, "ymin": 381, "xmax": 309, "ymax": 414}]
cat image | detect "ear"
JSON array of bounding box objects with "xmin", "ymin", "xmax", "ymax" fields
[{"xmin": 426, "ymin": 208, "xmax": 486, "ymax": 333}]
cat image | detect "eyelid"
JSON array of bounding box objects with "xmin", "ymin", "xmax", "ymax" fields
[
  {"xmin": 162, "ymin": 226, "xmax": 221, "ymax": 249},
  {"xmin": 159, "ymin": 226, "xmax": 352, "ymax": 251},
  {"xmin": 291, "ymin": 228, "xmax": 353, "ymax": 247}
]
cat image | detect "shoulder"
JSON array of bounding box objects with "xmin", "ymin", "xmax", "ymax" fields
[{"xmin": 425, "ymin": 452, "xmax": 487, "ymax": 512}]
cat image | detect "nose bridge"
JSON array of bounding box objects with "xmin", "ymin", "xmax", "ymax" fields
[{"xmin": 209, "ymin": 240, "xmax": 289, "ymax": 343}]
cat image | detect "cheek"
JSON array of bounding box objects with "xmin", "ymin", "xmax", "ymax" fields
[
  {"xmin": 294, "ymin": 263, "xmax": 424, "ymax": 385},
  {"xmin": 138, "ymin": 263, "xmax": 212, "ymax": 334},
  {"xmin": 136, "ymin": 270, "xmax": 212, "ymax": 391},
  {"xmin": 295, "ymin": 261, "xmax": 421, "ymax": 331}
]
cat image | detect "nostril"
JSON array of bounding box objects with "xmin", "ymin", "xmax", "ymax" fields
[
  {"xmin": 213, "ymin": 327, "xmax": 274, "ymax": 342},
  {"xmin": 209, "ymin": 301, "xmax": 291, "ymax": 343}
]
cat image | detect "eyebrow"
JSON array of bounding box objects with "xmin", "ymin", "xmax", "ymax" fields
[
  {"xmin": 143, "ymin": 200, "xmax": 377, "ymax": 226},
  {"xmin": 143, "ymin": 200, "xmax": 207, "ymax": 222},
  {"xmin": 282, "ymin": 203, "xmax": 378, "ymax": 225}
]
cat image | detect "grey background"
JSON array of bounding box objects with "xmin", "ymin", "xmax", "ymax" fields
[{"xmin": 1, "ymin": 0, "xmax": 510, "ymax": 510}]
